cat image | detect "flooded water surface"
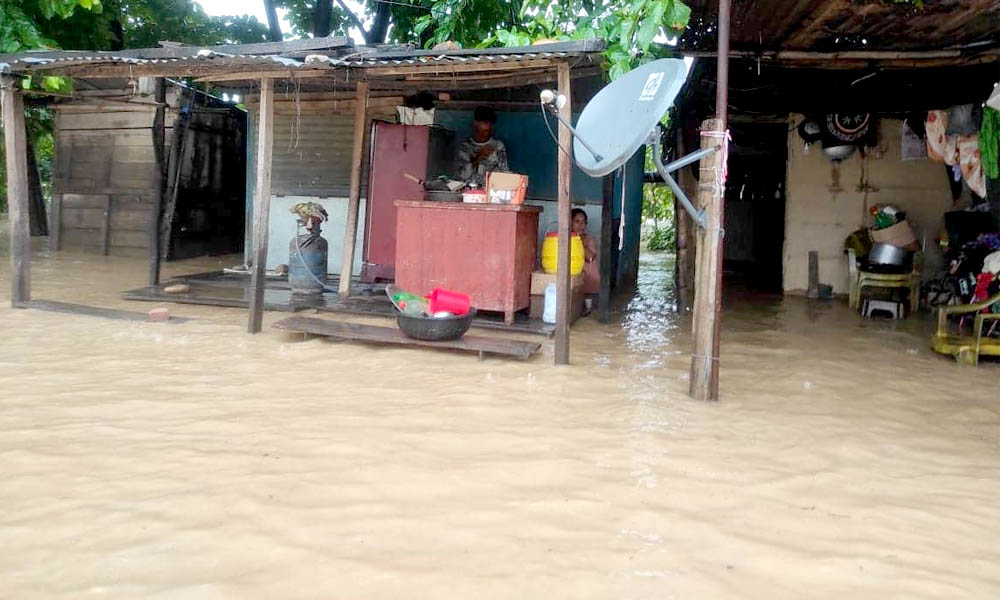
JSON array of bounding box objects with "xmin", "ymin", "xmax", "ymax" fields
[{"xmin": 1, "ymin": 228, "xmax": 999, "ymax": 599}]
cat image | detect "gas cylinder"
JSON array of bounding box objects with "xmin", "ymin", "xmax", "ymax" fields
[{"xmin": 289, "ymin": 231, "xmax": 328, "ymax": 294}]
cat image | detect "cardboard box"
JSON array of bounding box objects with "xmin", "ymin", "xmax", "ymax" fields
[
  {"xmin": 529, "ymin": 285, "xmax": 585, "ymax": 324},
  {"xmin": 871, "ymin": 220, "xmax": 917, "ymax": 248},
  {"xmin": 486, "ymin": 171, "xmax": 528, "ymax": 205},
  {"xmin": 531, "ymin": 270, "xmax": 583, "ymax": 295}
]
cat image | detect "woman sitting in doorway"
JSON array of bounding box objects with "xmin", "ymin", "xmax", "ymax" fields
[{"xmin": 572, "ymin": 208, "xmax": 600, "ymax": 297}]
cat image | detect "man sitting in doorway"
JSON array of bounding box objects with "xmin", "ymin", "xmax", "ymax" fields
[{"xmin": 456, "ymin": 106, "xmax": 509, "ymax": 188}]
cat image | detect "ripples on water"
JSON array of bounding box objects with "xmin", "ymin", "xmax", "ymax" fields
[{"xmin": 1, "ymin": 231, "xmax": 999, "ymax": 598}]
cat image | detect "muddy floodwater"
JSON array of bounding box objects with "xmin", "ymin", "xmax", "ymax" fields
[{"xmin": 1, "ymin": 224, "xmax": 999, "ymax": 598}]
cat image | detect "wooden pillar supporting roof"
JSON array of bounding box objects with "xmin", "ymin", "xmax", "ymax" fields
[
  {"xmin": 554, "ymin": 61, "xmax": 573, "ymax": 365},
  {"xmin": 338, "ymin": 79, "xmax": 370, "ymax": 297},
  {"xmin": 689, "ymin": 0, "xmax": 731, "ymax": 401},
  {"xmin": 248, "ymin": 77, "xmax": 275, "ymax": 333},
  {"xmin": 2, "ymin": 76, "xmax": 31, "ymax": 307}
]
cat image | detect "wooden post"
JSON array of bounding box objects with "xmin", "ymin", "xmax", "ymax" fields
[
  {"xmin": 25, "ymin": 133, "xmax": 47, "ymax": 237},
  {"xmin": 248, "ymin": 77, "xmax": 275, "ymax": 334},
  {"xmin": 338, "ymin": 79, "xmax": 369, "ymax": 297},
  {"xmin": 689, "ymin": 0, "xmax": 730, "ymax": 401},
  {"xmin": 674, "ymin": 126, "xmax": 696, "ymax": 311},
  {"xmin": 149, "ymin": 78, "xmax": 166, "ymax": 285},
  {"xmin": 554, "ymin": 61, "xmax": 573, "ymax": 364},
  {"xmin": 688, "ymin": 118, "xmax": 725, "ymax": 401},
  {"xmin": 598, "ymin": 174, "xmax": 613, "ymax": 323},
  {"xmin": 2, "ymin": 76, "xmax": 30, "ymax": 306}
]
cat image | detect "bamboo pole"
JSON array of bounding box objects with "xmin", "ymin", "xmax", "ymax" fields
[
  {"xmin": 2, "ymin": 76, "xmax": 31, "ymax": 306},
  {"xmin": 248, "ymin": 77, "xmax": 275, "ymax": 333},
  {"xmin": 554, "ymin": 61, "xmax": 573, "ymax": 364},
  {"xmin": 338, "ymin": 79, "xmax": 369, "ymax": 297}
]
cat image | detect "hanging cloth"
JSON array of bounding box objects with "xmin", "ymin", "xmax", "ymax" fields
[
  {"xmin": 958, "ymin": 134, "xmax": 987, "ymax": 197},
  {"xmin": 926, "ymin": 110, "xmax": 959, "ymax": 165}
]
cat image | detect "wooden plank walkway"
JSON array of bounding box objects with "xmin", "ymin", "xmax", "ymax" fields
[
  {"xmin": 16, "ymin": 299, "xmax": 191, "ymax": 323},
  {"xmin": 273, "ymin": 316, "xmax": 541, "ymax": 360}
]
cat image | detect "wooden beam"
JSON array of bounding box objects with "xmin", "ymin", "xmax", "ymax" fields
[
  {"xmin": 598, "ymin": 174, "xmax": 613, "ymax": 323},
  {"xmin": 554, "ymin": 61, "xmax": 573, "ymax": 365},
  {"xmin": 674, "ymin": 126, "xmax": 697, "ymax": 311},
  {"xmin": 194, "ymin": 69, "xmax": 336, "ymax": 83},
  {"xmin": 248, "ymin": 77, "xmax": 275, "ymax": 334},
  {"xmin": 2, "ymin": 76, "xmax": 31, "ymax": 306},
  {"xmin": 678, "ymin": 47, "xmax": 1000, "ymax": 67},
  {"xmin": 149, "ymin": 77, "xmax": 166, "ymax": 285},
  {"xmin": 364, "ymin": 58, "xmax": 554, "ymax": 77},
  {"xmin": 338, "ymin": 79, "xmax": 369, "ymax": 297}
]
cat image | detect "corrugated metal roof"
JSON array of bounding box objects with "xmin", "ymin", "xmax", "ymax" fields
[{"xmin": 0, "ymin": 39, "xmax": 604, "ymax": 76}]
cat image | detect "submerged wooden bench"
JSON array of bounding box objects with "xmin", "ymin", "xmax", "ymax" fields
[{"xmin": 273, "ymin": 316, "xmax": 541, "ymax": 360}]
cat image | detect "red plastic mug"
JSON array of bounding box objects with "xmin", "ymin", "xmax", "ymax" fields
[{"xmin": 426, "ymin": 288, "xmax": 471, "ymax": 315}]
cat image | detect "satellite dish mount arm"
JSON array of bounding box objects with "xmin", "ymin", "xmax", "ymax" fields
[
  {"xmin": 542, "ymin": 102, "xmax": 604, "ymax": 163},
  {"xmin": 647, "ymin": 126, "xmax": 718, "ymax": 230}
]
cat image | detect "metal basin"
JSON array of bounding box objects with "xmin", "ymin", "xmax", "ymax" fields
[
  {"xmin": 397, "ymin": 308, "xmax": 476, "ymax": 341},
  {"xmin": 869, "ymin": 242, "xmax": 910, "ymax": 266}
]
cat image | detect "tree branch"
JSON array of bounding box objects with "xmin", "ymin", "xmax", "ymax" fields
[
  {"xmin": 334, "ymin": 0, "xmax": 370, "ymax": 40},
  {"xmin": 263, "ymin": 0, "xmax": 283, "ymax": 41}
]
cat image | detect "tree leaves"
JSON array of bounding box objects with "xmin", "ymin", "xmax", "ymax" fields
[{"xmin": 666, "ymin": 0, "xmax": 690, "ymax": 31}]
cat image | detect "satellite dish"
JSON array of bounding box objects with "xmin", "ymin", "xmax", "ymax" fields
[
  {"xmin": 539, "ymin": 57, "xmax": 714, "ymax": 229},
  {"xmin": 573, "ymin": 59, "xmax": 687, "ymax": 177}
]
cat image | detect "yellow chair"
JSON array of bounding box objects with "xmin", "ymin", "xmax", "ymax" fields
[
  {"xmin": 847, "ymin": 248, "xmax": 921, "ymax": 314},
  {"xmin": 931, "ymin": 292, "xmax": 1000, "ymax": 366}
]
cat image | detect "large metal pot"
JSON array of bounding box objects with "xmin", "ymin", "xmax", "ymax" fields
[
  {"xmin": 822, "ymin": 144, "xmax": 857, "ymax": 161},
  {"xmin": 397, "ymin": 308, "xmax": 476, "ymax": 341},
  {"xmin": 868, "ymin": 242, "xmax": 909, "ymax": 266}
]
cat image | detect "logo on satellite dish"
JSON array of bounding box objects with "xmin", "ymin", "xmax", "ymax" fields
[{"xmin": 638, "ymin": 72, "xmax": 665, "ymax": 102}]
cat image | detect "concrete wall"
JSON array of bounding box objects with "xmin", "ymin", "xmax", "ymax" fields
[{"xmin": 783, "ymin": 116, "xmax": 953, "ymax": 294}]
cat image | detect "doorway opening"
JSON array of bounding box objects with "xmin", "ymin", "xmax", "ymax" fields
[{"xmin": 722, "ymin": 123, "xmax": 788, "ymax": 293}]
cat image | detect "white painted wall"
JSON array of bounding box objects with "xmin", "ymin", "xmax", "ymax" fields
[
  {"xmin": 783, "ymin": 117, "xmax": 953, "ymax": 294},
  {"xmin": 265, "ymin": 196, "xmax": 367, "ymax": 275}
]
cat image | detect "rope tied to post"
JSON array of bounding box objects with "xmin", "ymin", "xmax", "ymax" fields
[
  {"xmin": 698, "ymin": 129, "xmax": 732, "ymax": 199},
  {"xmin": 691, "ymin": 353, "xmax": 720, "ymax": 377}
]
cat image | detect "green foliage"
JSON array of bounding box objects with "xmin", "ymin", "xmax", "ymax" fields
[
  {"xmin": 410, "ymin": 0, "xmax": 521, "ymax": 50},
  {"xmin": 646, "ymin": 222, "xmax": 674, "ymax": 251},
  {"xmin": 981, "ymin": 107, "xmax": 999, "ymax": 180},
  {"xmin": 408, "ymin": 0, "xmax": 690, "ymax": 80},
  {"xmin": 0, "ymin": 0, "xmax": 101, "ymax": 53},
  {"xmin": 642, "ymin": 146, "xmax": 674, "ymax": 251},
  {"xmin": 115, "ymin": 1, "xmax": 270, "ymax": 47}
]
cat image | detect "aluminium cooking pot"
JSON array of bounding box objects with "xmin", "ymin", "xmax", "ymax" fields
[{"xmin": 868, "ymin": 242, "xmax": 910, "ymax": 266}]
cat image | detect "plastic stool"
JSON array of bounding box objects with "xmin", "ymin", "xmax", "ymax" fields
[{"xmin": 863, "ymin": 298, "xmax": 903, "ymax": 319}]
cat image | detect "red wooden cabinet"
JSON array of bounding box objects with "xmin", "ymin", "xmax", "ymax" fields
[{"xmin": 394, "ymin": 201, "xmax": 541, "ymax": 324}]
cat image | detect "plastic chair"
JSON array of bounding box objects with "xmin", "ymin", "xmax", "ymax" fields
[
  {"xmin": 931, "ymin": 292, "xmax": 1000, "ymax": 366},
  {"xmin": 848, "ymin": 248, "xmax": 921, "ymax": 314}
]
